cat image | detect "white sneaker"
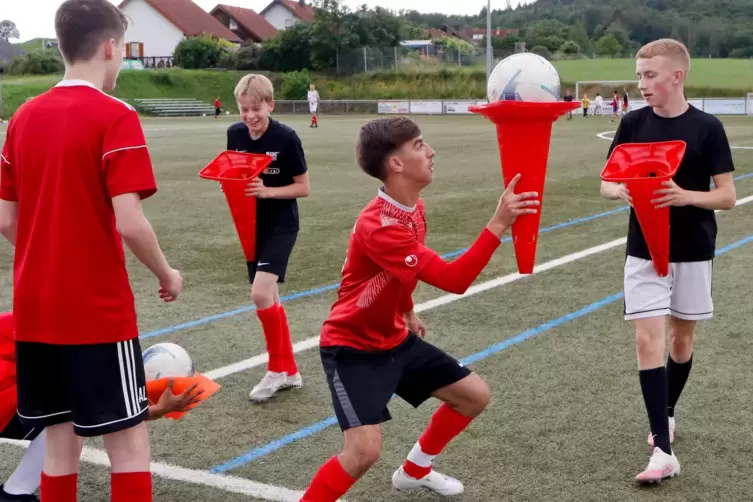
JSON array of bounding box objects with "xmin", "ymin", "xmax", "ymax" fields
[
  {"xmin": 281, "ymin": 372, "xmax": 303, "ymax": 390},
  {"xmin": 635, "ymin": 447, "xmax": 681, "ymax": 484},
  {"xmin": 648, "ymin": 416, "xmax": 676, "ymax": 446},
  {"xmin": 391, "ymin": 466, "xmax": 464, "ymax": 496},
  {"xmin": 249, "ymin": 371, "xmax": 288, "ymax": 402}
]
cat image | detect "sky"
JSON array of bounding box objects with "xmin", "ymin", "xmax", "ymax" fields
[{"xmin": 4, "ymin": 0, "xmax": 529, "ymax": 43}]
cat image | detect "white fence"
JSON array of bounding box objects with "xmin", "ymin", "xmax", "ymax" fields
[{"xmin": 274, "ymin": 97, "xmax": 753, "ymax": 116}]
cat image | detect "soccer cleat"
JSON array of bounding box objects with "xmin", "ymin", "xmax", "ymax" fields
[
  {"xmin": 0, "ymin": 485, "xmax": 39, "ymax": 501},
  {"xmin": 648, "ymin": 416, "xmax": 676, "ymax": 446},
  {"xmin": 635, "ymin": 447, "xmax": 681, "ymax": 484},
  {"xmin": 391, "ymin": 466, "xmax": 464, "ymax": 496},
  {"xmin": 281, "ymin": 372, "xmax": 303, "ymax": 390},
  {"xmin": 249, "ymin": 371, "xmax": 288, "ymax": 402}
]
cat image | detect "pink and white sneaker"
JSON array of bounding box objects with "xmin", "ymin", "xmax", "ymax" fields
[
  {"xmin": 648, "ymin": 416, "xmax": 676, "ymax": 446},
  {"xmin": 635, "ymin": 447, "xmax": 681, "ymax": 484}
]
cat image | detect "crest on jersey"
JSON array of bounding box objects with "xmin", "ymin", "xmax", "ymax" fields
[{"xmin": 405, "ymin": 255, "xmax": 418, "ymax": 267}]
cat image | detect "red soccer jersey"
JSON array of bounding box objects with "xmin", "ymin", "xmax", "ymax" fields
[
  {"xmin": 0, "ymin": 313, "xmax": 16, "ymax": 431},
  {"xmin": 320, "ymin": 189, "xmax": 439, "ymax": 351},
  {"xmin": 0, "ymin": 80, "xmax": 157, "ymax": 345}
]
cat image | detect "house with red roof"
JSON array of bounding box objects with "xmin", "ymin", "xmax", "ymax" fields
[
  {"xmin": 210, "ymin": 4, "xmax": 279, "ymax": 43},
  {"xmin": 259, "ymin": 0, "xmax": 315, "ymax": 31},
  {"xmin": 119, "ymin": 0, "xmax": 242, "ymax": 58}
]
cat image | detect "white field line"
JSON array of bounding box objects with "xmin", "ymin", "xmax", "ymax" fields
[
  {"xmin": 205, "ymin": 193, "xmax": 753, "ymax": 381},
  {"xmin": 0, "ymin": 438, "xmax": 320, "ymax": 502}
]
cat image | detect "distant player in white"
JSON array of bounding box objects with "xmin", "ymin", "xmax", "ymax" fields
[
  {"xmin": 594, "ymin": 93, "xmax": 603, "ymax": 116},
  {"xmin": 308, "ymin": 84, "xmax": 319, "ymax": 128},
  {"xmin": 601, "ymin": 39, "xmax": 736, "ymax": 485}
]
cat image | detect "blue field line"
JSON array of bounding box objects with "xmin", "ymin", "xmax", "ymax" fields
[
  {"xmin": 207, "ymin": 233, "xmax": 753, "ymax": 474},
  {"xmin": 140, "ymin": 172, "xmax": 753, "ymax": 340},
  {"xmin": 139, "ymin": 206, "xmax": 630, "ymax": 340}
]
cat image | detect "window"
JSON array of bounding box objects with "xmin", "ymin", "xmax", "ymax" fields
[{"xmin": 229, "ymin": 19, "xmax": 238, "ymax": 30}]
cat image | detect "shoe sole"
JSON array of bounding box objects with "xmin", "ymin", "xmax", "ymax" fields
[
  {"xmin": 249, "ymin": 381, "xmax": 303, "ymax": 402},
  {"xmin": 636, "ymin": 471, "xmax": 679, "ymax": 485}
]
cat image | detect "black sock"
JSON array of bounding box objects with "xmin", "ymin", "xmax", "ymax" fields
[
  {"xmin": 639, "ymin": 367, "xmax": 671, "ymax": 455},
  {"xmin": 667, "ymin": 354, "xmax": 693, "ymax": 418}
]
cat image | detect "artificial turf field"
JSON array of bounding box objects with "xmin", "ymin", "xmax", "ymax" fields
[{"xmin": 1, "ymin": 113, "xmax": 753, "ymax": 501}]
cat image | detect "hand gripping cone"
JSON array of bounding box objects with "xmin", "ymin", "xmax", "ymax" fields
[
  {"xmin": 199, "ymin": 151, "xmax": 274, "ymax": 261},
  {"xmin": 601, "ymin": 140, "xmax": 686, "ymax": 277},
  {"xmin": 470, "ymin": 100, "xmax": 581, "ymax": 274}
]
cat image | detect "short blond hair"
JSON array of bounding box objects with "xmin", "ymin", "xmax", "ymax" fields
[
  {"xmin": 234, "ymin": 74, "xmax": 274, "ymax": 102},
  {"xmin": 636, "ymin": 39, "xmax": 690, "ymax": 71}
]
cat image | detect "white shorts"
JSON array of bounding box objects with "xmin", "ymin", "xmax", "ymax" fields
[
  {"xmin": 623, "ymin": 256, "xmax": 713, "ymax": 321},
  {"xmin": 309, "ymin": 103, "xmax": 318, "ymax": 113}
]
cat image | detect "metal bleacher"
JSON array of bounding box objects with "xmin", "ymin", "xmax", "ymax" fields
[{"xmin": 134, "ymin": 98, "xmax": 216, "ymax": 117}]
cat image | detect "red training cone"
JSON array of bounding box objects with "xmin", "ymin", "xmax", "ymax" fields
[
  {"xmin": 200, "ymin": 151, "xmax": 274, "ymax": 262},
  {"xmin": 601, "ymin": 140, "xmax": 686, "ymax": 277},
  {"xmin": 469, "ymin": 100, "xmax": 580, "ymax": 274},
  {"xmin": 146, "ymin": 374, "xmax": 222, "ymax": 420}
]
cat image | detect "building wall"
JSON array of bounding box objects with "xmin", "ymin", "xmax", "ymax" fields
[
  {"xmin": 121, "ymin": 0, "xmax": 185, "ymax": 57},
  {"xmin": 263, "ymin": 4, "xmax": 298, "ymax": 31}
]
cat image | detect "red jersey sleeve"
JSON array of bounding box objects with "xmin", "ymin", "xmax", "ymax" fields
[
  {"xmin": 363, "ymin": 223, "xmax": 438, "ymax": 283},
  {"xmin": 102, "ymin": 110, "xmax": 157, "ymax": 200},
  {"xmin": 0, "ymin": 132, "xmax": 16, "ymax": 201}
]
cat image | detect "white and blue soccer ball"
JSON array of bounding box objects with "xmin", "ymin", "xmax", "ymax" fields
[
  {"xmin": 143, "ymin": 342, "xmax": 195, "ymax": 381},
  {"xmin": 487, "ymin": 52, "xmax": 561, "ymax": 103}
]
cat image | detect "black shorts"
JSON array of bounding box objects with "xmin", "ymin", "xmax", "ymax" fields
[
  {"xmin": 0, "ymin": 414, "xmax": 42, "ymax": 442},
  {"xmin": 321, "ymin": 333, "xmax": 472, "ymax": 431},
  {"xmin": 15, "ymin": 338, "xmax": 148, "ymax": 438},
  {"xmin": 247, "ymin": 231, "xmax": 298, "ymax": 283},
  {"xmin": 215, "ymin": 107, "xmax": 221, "ymax": 116}
]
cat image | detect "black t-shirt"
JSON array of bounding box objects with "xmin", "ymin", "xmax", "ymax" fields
[
  {"xmin": 563, "ymin": 94, "xmax": 574, "ymax": 102},
  {"xmin": 607, "ymin": 105, "xmax": 735, "ymax": 262},
  {"xmin": 227, "ymin": 119, "xmax": 308, "ymax": 234}
]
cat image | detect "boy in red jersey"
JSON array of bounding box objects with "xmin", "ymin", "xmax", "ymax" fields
[
  {"xmin": 300, "ymin": 117, "xmax": 539, "ymax": 501},
  {"xmin": 0, "ymin": 313, "xmax": 203, "ymax": 502},
  {"xmin": 0, "ymin": 1, "xmax": 182, "ymax": 501}
]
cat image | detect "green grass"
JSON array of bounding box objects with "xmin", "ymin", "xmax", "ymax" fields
[
  {"xmin": 13, "ymin": 38, "xmax": 56, "ymax": 53},
  {"xmin": 1, "ymin": 115, "xmax": 753, "ymax": 501},
  {"xmin": 552, "ymin": 58, "xmax": 753, "ymax": 89}
]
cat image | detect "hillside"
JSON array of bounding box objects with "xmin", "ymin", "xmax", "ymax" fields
[
  {"xmin": 2, "ymin": 62, "xmax": 751, "ymax": 118},
  {"xmin": 404, "ymin": 0, "xmax": 753, "ymax": 58}
]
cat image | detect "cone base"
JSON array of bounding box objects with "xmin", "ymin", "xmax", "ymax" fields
[
  {"xmin": 146, "ymin": 374, "xmax": 221, "ymax": 420},
  {"xmin": 470, "ymin": 100, "xmax": 580, "ymax": 275}
]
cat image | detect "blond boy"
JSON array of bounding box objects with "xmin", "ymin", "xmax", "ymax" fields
[
  {"xmin": 225, "ymin": 74, "xmax": 311, "ymax": 402},
  {"xmin": 601, "ymin": 38, "xmax": 736, "ymax": 484}
]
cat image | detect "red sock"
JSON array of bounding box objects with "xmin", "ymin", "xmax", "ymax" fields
[
  {"xmin": 312, "ymin": 115, "xmax": 318, "ymax": 126},
  {"xmin": 278, "ymin": 305, "xmax": 298, "ymax": 375},
  {"xmin": 40, "ymin": 472, "xmax": 77, "ymax": 502},
  {"xmin": 257, "ymin": 305, "xmax": 284, "ymax": 373},
  {"xmin": 402, "ymin": 404, "xmax": 474, "ymax": 479},
  {"xmin": 300, "ymin": 456, "xmax": 356, "ymax": 502},
  {"xmin": 111, "ymin": 472, "xmax": 151, "ymax": 502}
]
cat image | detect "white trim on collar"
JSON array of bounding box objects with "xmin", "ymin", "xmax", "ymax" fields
[
  {"xmin": 378, "ymin": 187, "xmax": 415, "ymax": 212},
  {"xmin": 55, "ymin": 80, "xmax": 98, "ymax": 89}
]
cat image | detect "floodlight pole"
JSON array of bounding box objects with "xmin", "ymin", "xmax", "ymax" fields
[{"xmin": 486, "ymin": 0, "xmax": 492, "ymax": 82}]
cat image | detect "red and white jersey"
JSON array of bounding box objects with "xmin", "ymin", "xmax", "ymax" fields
[
  {"xmin": 307, "ymin": 90, "xmax": 319, "ymax": 104},
  {"xmin": 0, "ymin": 80, "xmax": 157, "ymax": 345},
  {"xmin": 320, "ymin": 189, "xmax": 439, "ymax": 351}
]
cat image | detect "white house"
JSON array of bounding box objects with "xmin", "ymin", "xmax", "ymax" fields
[
  {"xmin": 118, "ymin": 0, "xmax": 241, "ymax": 58},
  {"xmin": 259, "ymin": 0, "xmax": 315, "ymax": 31}
]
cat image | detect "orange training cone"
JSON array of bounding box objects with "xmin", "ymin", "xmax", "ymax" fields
[
  {"xmin": 200, "ymin": 151, "xmax": 274, "ymax": 262},
  {"xmin": 601, "ymin": 140, "xmax": 686, "ymax": 277},
  {"xmin": 469, "ymin": 100, "xmax": 581, "ymax": 274},
  {"xmin": 146, "ymin": 374, "xmax": 221, "ymax": 420}
]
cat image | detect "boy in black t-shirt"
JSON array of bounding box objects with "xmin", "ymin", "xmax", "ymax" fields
[
  {"xmin": 601, "ymin": 39, "xmax": 736, "ymax": 484},
  {"xmin": 226, "ymin": 74, "xmax": 310, "ymax": 403}
]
